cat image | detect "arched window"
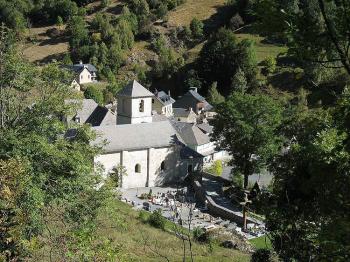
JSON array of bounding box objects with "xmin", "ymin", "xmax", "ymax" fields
[
  {"xmin": 161, "ymin": 161, "xmax": 165, "ymax": 171},
  {"xmin": 139, "ymin": 100, "xmax": 144, "ymax": 112},
  {"xmin": 135, "ymin": 164, "xmax": 141, "ymax": 173}
]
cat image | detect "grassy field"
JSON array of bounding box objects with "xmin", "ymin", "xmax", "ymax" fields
[
  {"xmin": 31, "ymin": 200, "xmax": 250, "ymax": 261},
  {"xmin": 236, "ymin": 33, "xmax": 288, "ymax": 62},
  {"xmin": 249, "ymin": 235, "xmax": 272, "ymax": 250},
  {"xmin": 168, "ymin": 0, "xmax": 227, "ymax": 27}
]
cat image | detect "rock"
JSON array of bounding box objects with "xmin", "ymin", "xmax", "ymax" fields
[{"xmin": 221, "ymin": 240, "xmax": 238, "ymax": 249}]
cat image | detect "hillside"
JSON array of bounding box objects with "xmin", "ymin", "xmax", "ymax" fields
[
  {"xmin": 22, "ymin": 0, "xmax": 286, "ymax": 67},
  {"xmin": 31, "ymin": 200, "xmax": 251, "ymax": 261}
]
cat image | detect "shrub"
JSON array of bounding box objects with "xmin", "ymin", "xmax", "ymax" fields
[
  {"xmin": 148, "ymin": 209, "xmax": 166, "ymax": 230},
  {"xmin": 251, "ymin": 248, "xmax": 273, "ymax": 262},
  {"xmin": 190, "ymin": 18, "xmax": 204, "ymax": 39},
  {"xmin": 101, "ymin": 0, "xmax": 111, "ymax": 8},
  {"xmin": 193, "ymin": 227, "xmax": 205, "ymax": 241},
  {"xmin": 262, "ymin": 57, "xmax": 276, "ymax": 74},
  {"xmin": 84, "ymin": 85, "xmax": 104, "ymax": 104},
  {"xmin": 138, "ymin": 210, "xmax": 149, "ymax": 223}
]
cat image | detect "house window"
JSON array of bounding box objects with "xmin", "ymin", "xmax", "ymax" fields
[
  {"xmin": 161, "ymin": 161, "xmax": 165, "ymax": 171},
  {"xmin": 139, "ymin": 100, "xmax": 144, "ymax": 112},
  {"xmin": 88, "ymin": 75, "xmax": 90, "ymax": 79},
  {"xmin": 81, "ymin": 75, "xmax": 83, "ymax": 79},
  {"xmin": 152, "ymin": 99, "xmax": 154, "ymax": 104},
  {"xmin": 135, "ymin": 164, "xmax": 141, "ymax": 173},
  {"xmin": 187, "ymin": 164, "xmax": 193, "ymax": 173}
]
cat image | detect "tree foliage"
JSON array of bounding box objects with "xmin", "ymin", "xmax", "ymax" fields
[
  {"xmin": 212, "ymin": 91, "xmax": 283, "ymax": 189},
  {"xmin": 198, "ymin": 28, "xmax": 257, "ymax": 95},
  {"xmin": 0, "ymin": 29, "xmax": 120, "ymax": 260},
  {"xmin": 207, "ymin": 82, "xmax": 225, "ymax": 105},
  {"xmin": 266, "ymin": 91, "xmax": 350, "ymax": 261}
]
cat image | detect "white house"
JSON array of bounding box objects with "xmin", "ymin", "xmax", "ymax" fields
[
  {"xmin": 152, "ymin": 90, "xmax": 175, "ymax": 117},
  {"xmin": 62, "ymin": 62, "xmax": 98, "ymax": 90},
  {"xmin": 92, "ymin": 80, "xmax": 203, "ymax": 189}
]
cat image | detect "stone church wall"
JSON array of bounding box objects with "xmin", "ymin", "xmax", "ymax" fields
[{"xmin": 94, "ymin": 146, "xmax": 182, "ymax": 188}]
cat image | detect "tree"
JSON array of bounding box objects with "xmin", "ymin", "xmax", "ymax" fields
[
  {"xmin": 208, "ymin": 160, "xmax": 223, "ymax": 176},
  {"xmin": 0, "ymin": 31, "xmax": 120, "ymax": 260},
  {"xmin": 84, "ymin": 85, "xmax": 104, "ymax": 104},
  {"xmin": 198, "ymin": 28, "xmax": 257, "ymax": 95},
  {"xmin": 0, "ymin": 159, "xmax": 29, "ymax": 260},
  {"xmin": 212, "ymin": 91, "xmax": 283, "ymax": 229},
  {"xmin": 56, "ymin": 15, "xmax": 64, "ymax": 28},
  {"xmin": 66, "ymin": 15, "xmax": 89, "ymax": 53},
  {"xmin": 190, "ymin": 18, "xmax": 204, "ymax": 40},
  {"xmin": 266, "ymin": 91, "xmax": 350, "ymax": 261},
  {"xmin": 207, "ymin": 82, "xmax": 225, "ymax": 105},
  {"xmin": 109, "ymin": 164, "xmax": 127, "ymax": 187},
  {"xmin": 254, "ymin": 0, "xmax": 350, "ymax": 76},
  {"xmin": 184, "ymin": 69, "xmax": 202, "ymax": 89},
  {"xmin": 231, "ymin": 67, "xmax": 247, "ymax": 93},
  {"xmin": 0, "ymin": 26, "xmax": 36, "ymax": 129}
]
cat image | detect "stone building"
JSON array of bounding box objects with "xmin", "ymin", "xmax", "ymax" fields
[
  {"xmin": 152, "ymin": 90, "xmax": 175, "ymax": 117},
  {"xmin": 93, "ymin": 80, "xmax": 203, "ymax": 189}
]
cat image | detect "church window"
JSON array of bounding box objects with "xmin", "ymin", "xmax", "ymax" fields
[
  {"xmin": 152, "ymin": 99, "xmax": 154, "ymax": 104},
  {"xmin": 161, "ymin": 161, "xmax": 165, "ymax": 171},
  {"xmin": 135, "ymin": 164, "xmax": 141, "ymax": 173},
  {"xmin": 139, "ymin": 100, "xmax": 144, "ymax": 112}
]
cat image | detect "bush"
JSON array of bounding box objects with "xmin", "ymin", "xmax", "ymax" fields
[
  {"xmin": 193, "ymin": 227, "xmax": 205, "ymax": 241},
  {"xmin": 101, "ymin": 0, "xmax": 111, "ymax": 8},
  {"xmin": 84, "ymin": 85, "xmax": 104, "ymax": 104},
  {"xmin": 148, "ymin": 209, "xmax": 166, "ymax": 230},
  {"xmin": 138, "ymin": 210, "xmax": 149, "ymax": 223},
  {"xmin": 262, "ymin": 57, "xmax": 276, "ymax": 74},
  {"xmin": 190, "ymin": 18, "xmax": 204, "ymax": 40},
  {"xmin": 194, "ymin": 229, "xmax": 212, "ymax": 243},
  {"xmin": 251, "ymin": 248, "xmax": 273, "ymax": 262},
  {"xmin": 230, "ymin": 13, "xmax": 244, "ymax": 30}
]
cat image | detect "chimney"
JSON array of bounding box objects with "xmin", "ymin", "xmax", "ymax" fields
[
  {"xmin": 79, "ymin": 60, "xmax": 83, "ymax": 65},
  {"xmin": 190, "ymin": 87, "xmax": 198, "ymax": 93},
  {"xmin": 168, "ymin": 90, "xmax": 171, "ymax": 97},
  {"xmin": 188, "ymin": 107, "xmax": 193, "ymax": 112}
]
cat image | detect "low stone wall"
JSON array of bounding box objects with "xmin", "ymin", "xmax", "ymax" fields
[
  {"xmin": 193, "ymin": 180, "xmax": 258, "ymax": 226},
  {"xmin": 202, "ymin": 171, "xmax": 231, "ymax": 186}
]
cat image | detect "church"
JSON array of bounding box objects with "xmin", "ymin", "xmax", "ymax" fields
[{"xmin": 92, "ymin": 80, "xmax": 204, "ymax": 189}]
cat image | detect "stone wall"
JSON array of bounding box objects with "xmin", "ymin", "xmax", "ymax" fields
[
  {"xmin": 94, "ymin": 146, "xmax": 184, "ymax": 188},
  {"xmin": 193, "ymin": 180, "xmax": 257, "ymax": 226}
]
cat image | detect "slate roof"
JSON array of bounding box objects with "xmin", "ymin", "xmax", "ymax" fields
[
  {"xmin": 197, "ymin": 123, "xmax": 213, "ymax": 134},
  {"xmin": 155, "ymin": 91, "xmax": 175, "ymax": 106},
  {"xmin": 173, "ymin": 108, "xmax": 196, "ymax": 118},
  {"xmin": 118, "ymin": 80, "xmax": 154, "ymax": 98},
  {"xmin": 173, "ymin": 90, "xmax": 214, "ymax": 112},
  {"xmin": 180, "ymin": 144, "xmax": 204, "ymax": 159},
  {"xmin": 62, "ymin": 64, "xmax": 97, "ymax": 74},
  {"xmin": 65, "ymin": 99, "xmax": 116, "ymax": 127},
  {"xmin": 92, "ymin": 121, "xmax": 182, "ymax": 152},
  {"xmin": 170, "ymin": 121, "xmax": 210, "ymax": 146}
]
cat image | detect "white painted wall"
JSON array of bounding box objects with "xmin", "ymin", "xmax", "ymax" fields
[
  {"xmin": 77, "ymin": 68, "xmax": 93, "ymax": 84},
  {"xmin": 117, "ymin": 97, "xmax": 153, "ymax": 124},
  {"xmin": 94, "ymin": 146, "xmax": 182, "ymax": 189}
]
